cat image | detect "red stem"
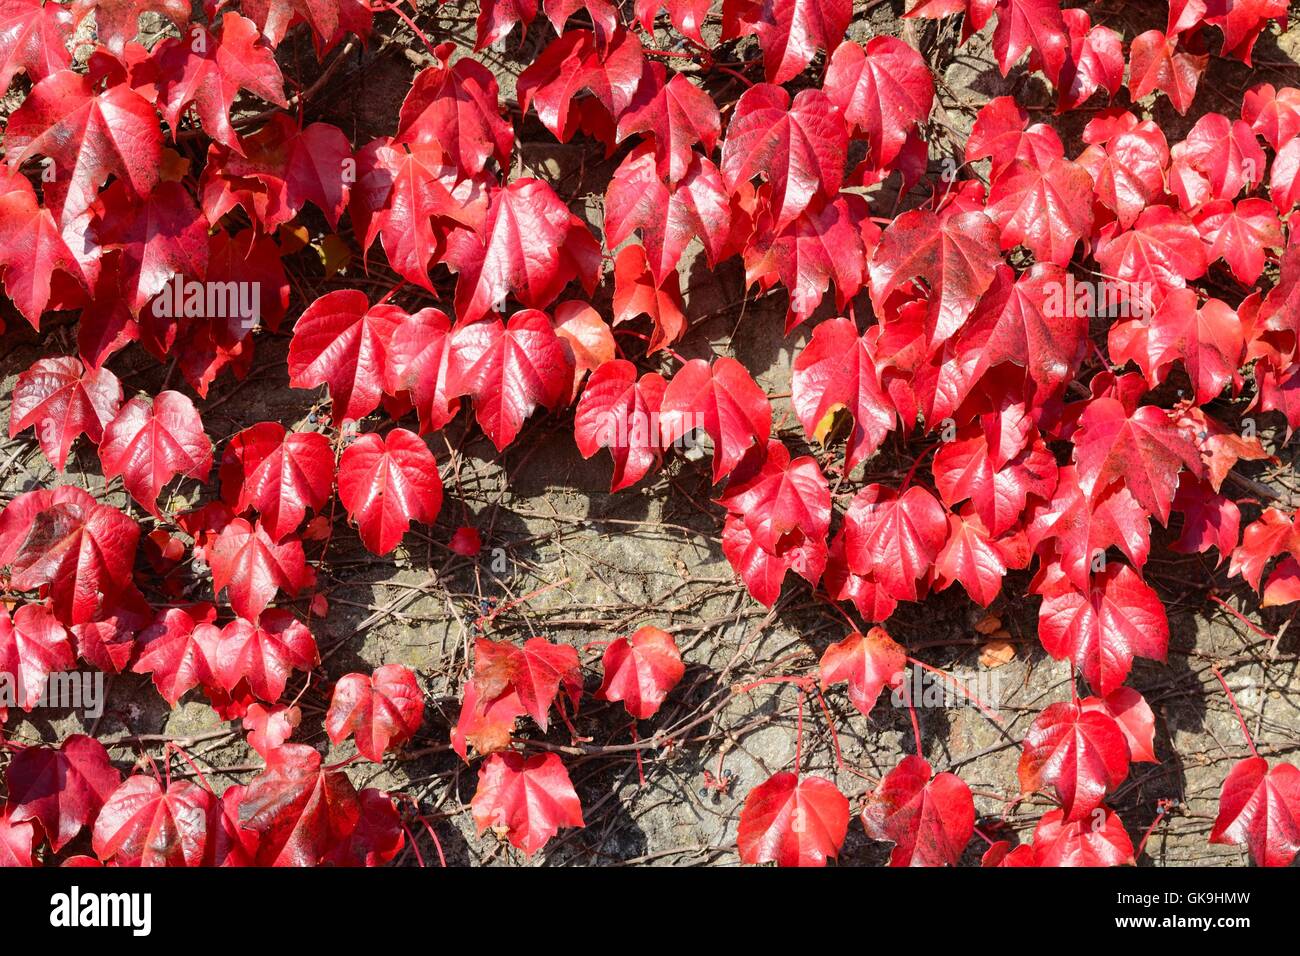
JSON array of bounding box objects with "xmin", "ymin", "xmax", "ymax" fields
[{"xmin": 1211, "ymin": 667, "xmax": 1260, "ymax": 758}]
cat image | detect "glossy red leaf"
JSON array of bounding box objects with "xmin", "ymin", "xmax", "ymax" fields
[
  {"xmin": 447, "ymin": 178, "xmax": 600, "ymax": 325},
  {"xmin": 208, "ymin": 517, "xmax": 312, "ymax": 619},
  {"xmin": 790, "ymin": 316, "xmax": 895, "ymax": 472},
  {"xmin": 385, "ymin": 307, "xmax": 462, "ymax": 434},
  {"xmin": 447, "ymin": 310, "xmax": 574, "ymax": 451},
  {"xmin": 611, "ymin": 243, "xmax": 688, "ymax": 353},
  {"xmin": 0, "ymin": 603, "xmax": 73, "ymax": 711},
  {"xmin": 986, "ymin": 157, "xmax": 1093, "ymax": 266},
  {"xmin": 595, "ymin": 626, "xmax": 684, "ymax": 720},
  {"xmin": 336, "ymin": 428, "xmax": 443, "ymax": 555},
  {"xmin": 720, "ymin": 84, "xmax": 847, "ymax": 230},
  {"xmin": 472, "ymin": 636, "xmax": 581, "ymax": 732},
  {"xmin": 215, "ymin": 611, "xmax": 318, "ymax": 703},
  {"xmin": 751, "ymin": 0, "xmax": 851, "ymax": 84},
  {"xmin": 1037, "ymin": 562, "xmax": 1169, "ymax": 695},
  {"xmin": 220, "ymin": 422, "xmax": 334, "ymax": 542},
  {"xmin": 6, "ymin": 734, "xmax": 121, "ymax": 852},
  {"xmin": 843, "ymin": 483, "xmax": 949, "ymax": 602},
  {"xmin": 131, "ymin": 604, "xmax": 220, "ymax": 706},
  {"xmin": 92, "ymin": 775, "xmax": 211, "ymax": 867},
  {"xmin": 1032, "ymin": 805, "xmax": 1134, "ymax": 866},
  {"xmin": 1210, "ymin": 756, "xmax": 1300, "ymax": 867},
  {"xmin": 1018, "ymin": 699, "xmax": 1131, "ymax": 822},
  {"xmin": 659, "ymin": 357, "xmax": 771, "ymax": 483},
  {"xmin": 737, "ymin": 772, "xmax": 849, "ymax": 867},
  {"xmin": 9, "ymin": 356, "xmax": 121, "ymax": 471},
  {"xmin": 99, "ymin": 390, "xmax": 212, "ymax": 517},
  {"xmin": 721, "ymin": 511, "xmax": 828, "ymax": 607},
  {"xmin": 823, "ymin": 37, "xmax": 933, "ymax": 168},
  {"xmin": 617, "ymin": 63, "xmax": 720, "ymax": 183},
  {"xmin": 238, "ymin": 743, "xmax": 360, "ymax": 867},
  {"xmin": 471, "ymin": 751, "xmax": 584, "ymax": 856},
  {"xmin": 716, "ymin": 439, "xmax": 830, "ymax": 554},
  {"xmin": 818, "ymin": 626, "xmax": 907, "ymax": 716},
  {"xmin": 862, "ymin": 755, "xmax": 974, "ymax": 867},
  {"xmin": 326, "ymin": 664, "xmax": 424, "ymax": 761},
  {"xmin": 287, "ymin": 290, "xmax": 402, "ymax": 425},
  {"xmin": 1128, "ymin": 30, "xmax": 1207, "ymax": 115},
  {"xmin": 154, "ymin": 12, "xmax": 287, "ymax": 154},
  {"xmin": 868, "ymin": 208, "xmax": 1003, "ymax": 346},
  {"xmin": 0, "ymin": 0, "xmax": 71, "ymax": 92},
  {"xmin": 574, "ymin": 359, "xmax": 668, "ymax": 492}
]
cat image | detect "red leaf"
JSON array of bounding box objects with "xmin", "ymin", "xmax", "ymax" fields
[
  {"xmin": 722, "ymin": 511, "xmax": 827, "ymax": 606},
  {"xmin": 737, "ymin": 772, "xmax": 850, "ymax": 866},
  {"xmin": 471, "ymin": 751, "xmax": 585, "ymax": 856},
  {"xmin": 605, "ymin": 143, "xmax": 731, "ymax": 285},
  {"xmin": 818, "ymin": 626, "xmax": 907, "ymax": 716},
  {"xmin": 1128, "ymin": 30, "xmax": 1207, "ymax": 115},
  {"xmin": 99, "ymin": 389, "xmax": 213, "ymax": 516},
  {"xmin": 92, "ymin": 775, "xmax": 211, "ymax": 867},
  {"xmin": 934, "ymin": 507, "xmax": 1029, "ymax": 606},
  {"xmin": 868, "ymin": 208, "xmax": 1003, "ymax": 346},
  {"xmin": 720, "ymin": 84, "xmax": 847, "ymax": 229},
  {"xmin": 447, "ymin": 311, "xmax": 574, "ymax": 451},
  {"xmin": 131, "ymin": 604, "xmax": 220, "ymax": 705},
  {"xmin": 154, "ymin": 12, "xmax": 287, "ymax": 154},
  {"xmin": 790, "ymin": 316, "xmax": 895, "ymax": 472},
  {"xmin": 751, "ymin": 0, "xmax": 851, "ymax": 84},
  {"xmin": 0, "ymin": 0, "xmax": 72, "ymax": 92},
  {"xmin": 617, "ymin": 63, "xmax": 720, "ymax": 183},
  {"xmin": 1036, "ymin": 562, "xmax": 1169, "ymax": 695},
  {"xmin": 1210, "ymin": 756, "xmax": 1300, "ymax": 867},
  {"xmin": 5, "ymin": 69, "xmax": 162, "ymax": 223},
  {"xmin": 215, "ymin": 610, "xmax": 318, "ymax": 703},
  {"xmin": 862, "ymin": 755, "xmax": 974, "ymax": 867},
  {"xmin": 551, "ymin": 300, "xmax": 615, "ymax": 401},
  {"xmin": 0, "ymin": 803, "xmax": 36, "ymax": 867},
  {"xmin": 336, "ymin": 429, "xmax": 443, "ymax": 555},
  {"xmin": 239, "ymin": 743, "xmax": 361, "ymax": 866},
  {"xmin": 611, "ymin": 243, "xmax": 688, "ymax": 353},
  {"xmin": 472, "ymin": 636, "xmax": 581, "ymax": 732},
  {"xmin": 6, "ymin": 494, "xmax": 140, "ymax": 626},
  {"xmin": 0, "ymin": 173, "xmax": 92, "ymax": 328},
  {"xmin": 986, "ymin": 157, "xmax": 1093, "ymax": 266},
  {"xmin": 715, "ymin": 439, "xmax": 830, "ymax": 554},
  {"xmin": 1026, "ymin": 464, "xmax": 1150, "ymax": 591},
  {"xmin": 322, "ymin": 787, "xmax": 405, "ymax": 866},
  {"xmin": 659, "ymin": 357, "xmax": 771, "ymax": 483},
  {"xmin": 200, "ymin": 114, "xmax": 352, "ymax": 229},
  {"xmin": 991, "ymin": 0, "xmax": 1068, "ymax": 82},
  {"xmin": 385, "ymin": 307, "xmax": 462, "ymax": 434},
  {"xmin": 823, "ymin": 37, "xmax": 933, "ymax": 168},
  {"xmin": 516, "ymin": 27, "xmax": 643, "ymax": 142},
  {"xmin": 451, "ymin": 678, "xmax": 525, "ymax": 761},
  {"xmin": 1018, "ymin": 699, "xmax": 1131, "ymax": 822},
  {"xmin": 9, "ymin": 356, "xmax": 121, "ymax": 471},
  {"xmin": 1032, "ymin": 805, "xmax": 1134, "ymax": 866},
  {"xmin": 326, "ymin": 664, "xmax": 425, "ymax": 761},
  {"xmin": 1229, "ymin": 507, "xmax": 1297, "ymax": 591},
  {"xmin": 287, "ymin": 289, "xmax": 402, "ymax": 425},
  {"xmin": 1071, "ymin": 391, "xmax": 1203, "ymax": 525},
  {"xmin": 447, "ymin": 178, "xmax": 601, "ymax": 325},
  {"xmin": 396, "ymin": 43, "xmax": 513, "ymax": 178},
  {"xmin": 1193, "ymin": 198, "xmax": 1282, "ymax": 284},
  {"xmin": 574, "ymin": 359, "xmax": 668, "ymax": 492},
  {"xmin": 0, "ymin": 603, "xmax": 74, "ymax": 711},
  {"xmin": 6, "ymin": 734, "xmax": 121, "ymax": 852},
  {"xmin": 744, "ymin": 193, "xmax": 874, "ymax": 331},
  {"xmin": 220, "ymin": 422, "xmax": 334, "ymax": 542},
  {"xmin": 1076, "ymin": 120, "xmax": 1169, "ymax": 229},
  {"xmin": 595, "ymin": 625, "xmax": 684, "ymax": 720},
  {"xmin": 1084, "ymin": 686, "xmax": 1159, "ymax": 764},
  {"xmin": 843, "ymin": 483, "xmax": 949, "ymax": 602},
  {"xmin": 933, "ymin": 421, "xmax": 1058, "ymax": 538},
  {"xmin": 208, "ymin": 517, "xmax": 312, "ymax": 619}
]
